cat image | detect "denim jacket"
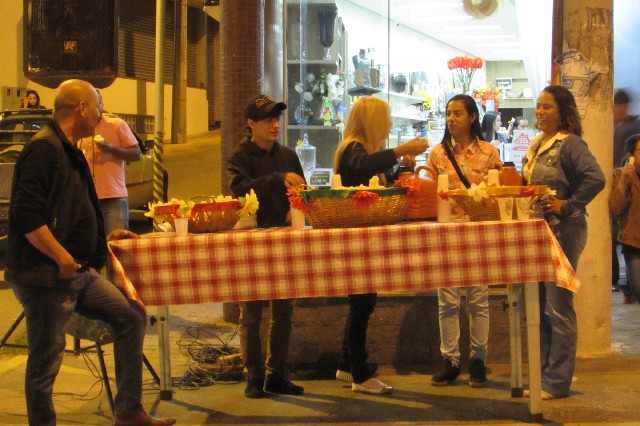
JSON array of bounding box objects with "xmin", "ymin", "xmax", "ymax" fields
[{"xmin": 522, "ymin": 133, "xmax": 605, "ymax": 218}]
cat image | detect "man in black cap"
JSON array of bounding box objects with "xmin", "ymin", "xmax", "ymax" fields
[{"xmin": 227, "ymin": 94, "xmax": 306, "ymax": 398}]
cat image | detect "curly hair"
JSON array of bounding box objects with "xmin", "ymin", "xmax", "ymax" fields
[{"xmin": 540, "ymin": 85, "xmax": 583, "ymax": 137}]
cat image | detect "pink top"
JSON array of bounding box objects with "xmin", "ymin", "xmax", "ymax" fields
[{"xmin": 79, "ymin": 115, "xmax": 138, "ymax": 199}]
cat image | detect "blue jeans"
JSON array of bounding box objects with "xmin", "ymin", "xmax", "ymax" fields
[
  {"xmin": 99, "ymin": 197, "xmax": 129, "ymax": 234},
  {"xmin": 623, "ymin": 246, "xmax": 640, "ymax": 302},
  {"xmin": 539, "ymin": 215, "xmax": 587, "ymax": 397},
  {"xmin": 12, "ymin": 269, "xmax": 146, "ymax": 425}
]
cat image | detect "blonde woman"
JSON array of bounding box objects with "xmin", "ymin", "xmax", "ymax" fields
[{"xmin": 333, "ymin": 96, "xmax": 427, "ymax": 394}]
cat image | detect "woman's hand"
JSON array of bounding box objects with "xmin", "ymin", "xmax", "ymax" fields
[
  {"xmin": 542, "ymin": 196, "xmax": 566, "ymax": 216},
  {"xmin": 395, "ymin": 137, "xmax": 428, "ymax": 157}
]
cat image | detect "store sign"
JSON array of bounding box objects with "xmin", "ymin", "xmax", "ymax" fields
[
  {"xmin": 495, "ymin": 78, "xmax": 513, "ymax": 90},
  {"xmin": 510, "ymin": 130, "xmax": 536, "ymax": 171}
]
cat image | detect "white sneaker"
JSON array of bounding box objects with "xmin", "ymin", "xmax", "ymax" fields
[
  {"xmin": 336, "ymin": 370, "xmax": 353, "ymax": 382},
  {"xmin": 352, "ymin": 378, "xmax": 393, "ymax": 394},
  {"xmin": 523, "ymin": 389, "xmax": 556, "ymax": 400}
]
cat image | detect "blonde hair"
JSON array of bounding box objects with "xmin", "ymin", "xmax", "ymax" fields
[{"xmin": 333, "ymin": 97, "xmax": 392, "ymax": 172}]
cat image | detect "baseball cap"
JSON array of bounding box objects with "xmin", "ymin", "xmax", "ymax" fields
[{"xmin": 244, "ymin": 94, "xmax": 287, "ymax": 121}]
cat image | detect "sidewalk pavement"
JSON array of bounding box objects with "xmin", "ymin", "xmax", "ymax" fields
[{"xmin": 1, "ymin": 285, "xmax": 639, "ymax": 426}]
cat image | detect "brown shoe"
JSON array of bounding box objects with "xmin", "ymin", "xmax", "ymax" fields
[{"xmin": 113, "ymin": 409, "xmax": 176, "ymax": 426}]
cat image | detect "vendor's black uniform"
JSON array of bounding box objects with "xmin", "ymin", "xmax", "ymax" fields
[{"xmin": 227, "ymin": 94, "xmax": 306, "ymax": 398}]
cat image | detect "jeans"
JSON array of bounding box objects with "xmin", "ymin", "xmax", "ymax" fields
[
  {"xmin": 539, "ymin": 215, "xmax": 586, "ymax": 397},
  {"xmin": 623, "ymin": 246, "xmax": 640, "ymax": 302},
  {"xmin": 12, "ymin": 269, "xmax": 146, "ymax": 426},
  {"xmin": 239, "ymin": 299, "xmax": 293, "ymax": 379},
  {"xmin": 99, "ymin": 197, "xmax": 129, "ymax": 234},
  {"xmin": 437, "ymin": 286, "xmax": 489, "ymax": 365},
  {"xmin": 339, "ymin": 293, "xmax": 377, "ymax": 383}
]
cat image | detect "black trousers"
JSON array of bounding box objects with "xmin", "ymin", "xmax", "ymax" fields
[{"xmin": 340, "ymin": 293, "xmax": 377, "ymax": 384}]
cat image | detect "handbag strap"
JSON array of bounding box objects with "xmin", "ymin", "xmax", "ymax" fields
[{"xmin": 442, "ymin": 141, "xmax": 471, "ymax": 188}]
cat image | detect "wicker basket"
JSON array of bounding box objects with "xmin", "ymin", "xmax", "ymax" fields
[
  {"xmin": 448, "ymin": 185, "xmax": 548, "ymax": 221},
  {"xmin": 153, "ymin": 199, "xmax": 242, "ymax": 233},
  {"xmin": 302, "ymin": 187, "xmax": 409, "ymax": 228}
]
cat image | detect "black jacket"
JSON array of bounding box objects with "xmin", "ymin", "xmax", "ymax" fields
[
  {"xmin": 6, "ymin": 122, "xmax": 106, "ymax": 287},
  {"xmin": 336, "ymin": 141, "xmax": 398, "ymax": 187},
  {"xmin": 227, "ymin": 137, "xmax": 304, "ymax": 228}
]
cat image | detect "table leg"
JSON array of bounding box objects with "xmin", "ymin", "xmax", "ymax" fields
[
  {"xmin": 524, "ymin": 283, "xmax": 543, "ymax": 421},
  {"xmin": 508, "ymin": 284, "xmax": 523, "ymax": 397},
  {"xmin": 157, "ymin": 305, "xmax": 173, "ymax": 400}
]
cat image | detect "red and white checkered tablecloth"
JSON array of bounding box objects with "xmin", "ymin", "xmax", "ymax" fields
[{"xmin": 107, "ymin": 219, "xmax": 579, "ymax": 307}]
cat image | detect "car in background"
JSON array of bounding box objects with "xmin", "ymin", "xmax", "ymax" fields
[{"xmin": 0, "ymin": 109, "xmax": 158, "ymax": 250}]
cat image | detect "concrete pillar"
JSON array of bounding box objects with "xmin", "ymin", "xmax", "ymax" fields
[
  {"xmin": 220, "ymin": 0, "xmax": 264, "ymax": 195},
  {"xmin": 559, "ymin": 0, "xmax": 613, "ymax": 355}
]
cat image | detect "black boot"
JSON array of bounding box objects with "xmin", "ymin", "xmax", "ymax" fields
[
  {"xmin": 431, "ymin": 358, "xmax": 460, "ymax": 386},
  {"xmin": 468, "ymin": 358, "xmax": 487, "ymax": 387},
  {"xmin": 244, "ymin": 376, "xmax": 267, "ymax": 398},
  {"xmin": 264, "ymin": 375, "xmax": 304, "ymax": 395}
]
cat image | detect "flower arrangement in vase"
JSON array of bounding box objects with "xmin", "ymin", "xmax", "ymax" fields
[
  {"xmin": 473, "ymin": 85, "xmax": 502, "ymax": 110},
  {"xmin": 447, "ymin": 56, "xmax": 483, "ymax": 94}
]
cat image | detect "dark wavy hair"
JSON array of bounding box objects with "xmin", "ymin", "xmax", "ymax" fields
[
  {"xmin": 540, "ymin": 85, "xmax": 583, "ymax": 137},
  {"xmin": 441, "ymin": 94, "xmax": 484, "ymax": 145}
]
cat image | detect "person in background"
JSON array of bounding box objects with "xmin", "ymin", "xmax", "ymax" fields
[
  {"xmin": 610, "ymin": 134, "xmax": 640, "ymax": 305},
  {"xmin": 227, "ymin": 94, "xmax": 305, "ymax": 399},
  {"xmin": 78, "ymin": 92, "xmax": 142, "ymax": 234},
  {"xmin": 6, "ymin": 79, "xmax": 175, "ymax": 426},
  {"xmin": 427, "ymin": 94, "xmax": 501, "ymax": 388},
  {"xmin": 481, "ymin": 110, "xmax": 501, "ymax": 146},
  {"xmin": 22, "ymin": 89, "xmax": 47, "ymax": 109},
  {"xmin": 507, "ymin": 116, "xmax": 529, "ymax": 142},
  {"xmin": 333, "ymin": 96, "xmax": 428, "ymax": 394},
  {"xmin": 612, "ymin": 89, "xmax": 640, "ymax": 295},
  {"xmin": 522, "ymin": 85, "xmax": 605, "ymax": 399}
]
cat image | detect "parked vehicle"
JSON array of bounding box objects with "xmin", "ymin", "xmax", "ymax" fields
[{"xmin": 0, "ymin": 109, "xmax": 159, "ymax": 250}]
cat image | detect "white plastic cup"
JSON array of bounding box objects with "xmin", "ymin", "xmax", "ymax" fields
[
  {"xmin": 174, "ymin": 217, "xmax": 189, "ymax": 236},
  {"xmin": 330, "ymin": 174, "xmax": 342, "ymax": 189},
  {"xmin": 515, "ymin": 197, "xmax": 530, "ymax": 220},
  {"xmin": 487, "ymin": 169, "xmax": 500, "ymax": 187},
  {"xmin": 497, "ymin": 197, "xmax": 514, "ymax": 221},
  {"xmin": 291, "ymin": 208, "xmax": 306, "ymax": 229}
]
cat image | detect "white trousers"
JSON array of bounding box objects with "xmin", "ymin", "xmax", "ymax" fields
[{"xmin": 437, "ymin": 286, "xmax": 489, "ymax": 365}]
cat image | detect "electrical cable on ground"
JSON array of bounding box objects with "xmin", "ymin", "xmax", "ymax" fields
[{"xmin": 172, "ymin": 325, "xmax": 243, "ymax": 390}]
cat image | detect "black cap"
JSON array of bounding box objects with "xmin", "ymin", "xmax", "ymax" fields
[{"xmin": 243, "ymin": 94, "xmax": 287, "ymax": 121}]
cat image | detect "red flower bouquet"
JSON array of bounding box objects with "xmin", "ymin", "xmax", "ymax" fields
[
  {"xmin": 447, "ymin": 56, "xmax": 483, "ymax": 93},
  {"xmin": 287, "ymin": 186, "xmax": 311, "ymax": 213}
]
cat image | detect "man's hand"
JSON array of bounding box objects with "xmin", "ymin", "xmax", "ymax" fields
[
  {"xmin": 107, "ymin": 229, "xmax": 140, "ymax": 242},
  {"xmin": 58, "ymin": 255, "xmax": 81, "ymax": 280},
  {"xmin": 284, "ymin": 172, "xmax": 306, "ymax": 189}
]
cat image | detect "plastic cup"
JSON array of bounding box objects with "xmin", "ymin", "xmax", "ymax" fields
[
  {"xmin": 174, "ymin": 217, "xmax": 189, "ymax": 236},
  {"xmin": 497, "ymin": 197, "xmax": 514, "ymax": 221},
  {"xmin": 515, "ymin": 197, "xmax": 530, "ymax": 220},
  {"xmin": 291, "ymin": 208, "xmax": 306, "ymax": 229}
]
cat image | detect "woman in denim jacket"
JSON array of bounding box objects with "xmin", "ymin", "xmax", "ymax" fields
[{"xmin": 521, "ymin": 85, "xmax": 605, "ymax": 399}]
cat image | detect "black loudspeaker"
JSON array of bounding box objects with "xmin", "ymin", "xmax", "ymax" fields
[{"xmin": 23, "ymin": 0, "xmax": 118, "ymax": 89}]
